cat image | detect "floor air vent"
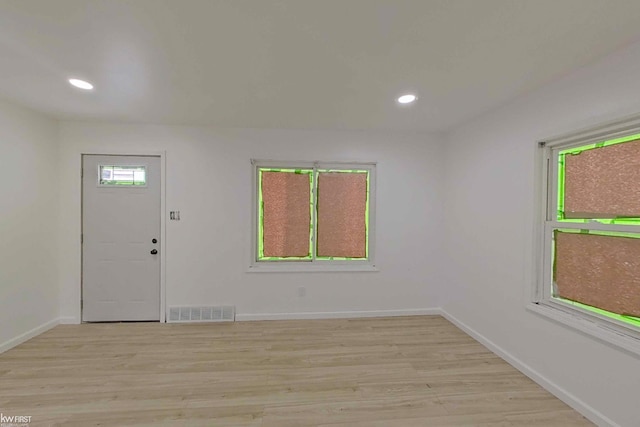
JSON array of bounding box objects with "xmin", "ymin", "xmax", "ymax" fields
[{"xmin": 168, "ymin": 306, "xmax": 235, "ymax": 323}]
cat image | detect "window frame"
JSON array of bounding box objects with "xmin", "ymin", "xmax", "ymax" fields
[
  {"xmin": 249, "ymin": 159, "xmax": 377, "ymax": 272},
  {"xmin": 533, "ymin": 114, "xmax": 640, "ymax": 355}
]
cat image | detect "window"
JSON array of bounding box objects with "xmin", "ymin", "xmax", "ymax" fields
[
  {"xmin": 250, "ymin": 160, "xmax": 376, "ymax": 271},
  {"xmin": 537, "ymin": 120, "xmax": 640, "ymax": 350},
  {"xmin": 99, "ymin": 165, "xmax": 146, "ymax": 186}
]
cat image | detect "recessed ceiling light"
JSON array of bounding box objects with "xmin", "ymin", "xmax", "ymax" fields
[
  {"xmin": 68, "ymin": 78, "xmax": 94, "ymax": 90},
  {"xmin": 397, "ymin": 94, "xmax": 417, "ymax": 104}
]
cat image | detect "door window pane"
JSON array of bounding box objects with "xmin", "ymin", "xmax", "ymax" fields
[{"xmin": 99, "ymin": 166, "xmax": 146, "ymax": 186}]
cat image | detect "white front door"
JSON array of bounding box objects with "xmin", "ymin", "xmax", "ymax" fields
[{"xmin": 82, "ymin": 155, "xmax": 161, "ymax": 322}]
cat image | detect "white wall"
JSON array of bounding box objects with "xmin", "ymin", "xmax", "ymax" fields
[
  {"xmin": 57, "ymin": 124, "xmax": 444, "ymax": 322},
  {"xmin": 442, "ymin": 41, "xmax": 640, "ymax": 426},
  {"xmin": 0, "ymin": 99, "xmax": 59, "ymax": 348}
]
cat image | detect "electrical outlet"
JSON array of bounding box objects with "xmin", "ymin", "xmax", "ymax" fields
[{"xmin": 170, "ymin": 211, "xmax": 181, "ymax": 220}]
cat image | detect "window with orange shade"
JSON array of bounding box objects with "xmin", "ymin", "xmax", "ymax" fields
[
  {"xmin": 252, "ymin": 161, "xmax": 375, "ymax": 270},
  {"xmin": 538, "ymin": 126, "xmax": 640, "ymax": 348}
]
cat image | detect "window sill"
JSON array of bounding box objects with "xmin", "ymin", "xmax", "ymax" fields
[
  {"xmin": 247, "ymin": 263, "xmax": 378, "ymax": 273},
  {"xmin": 527, "ymin": 302, "xmax": 640, "ymax": 358}
]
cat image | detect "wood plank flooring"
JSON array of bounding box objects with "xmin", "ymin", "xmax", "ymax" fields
[{"xmin": 0, "ymin": 316, "xmax": 592, "ymax": 426}]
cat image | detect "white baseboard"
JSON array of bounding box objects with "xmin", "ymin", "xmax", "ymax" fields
[
  {"xmin": 58, "ymin": 316, "xmax": 79, "ymax": 324},
  {"xmin": 236, "ymin": 308, "xmax": 440, "ymax": 321},
  {"xmin": 0, "ymin": 318, "xmax": 59, "ymax": 354},
  {"xmin": 438, "ymin": 308, "xmax": 619, "ymax": 427}
]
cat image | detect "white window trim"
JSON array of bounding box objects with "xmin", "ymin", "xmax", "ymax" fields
[
  {"xmin": 532, "ymin": 113, "xmax": 640, "ymax": 356},
  {"xmin": 248, "ymin": 159, "xmax": 377, "ymax": 273}
]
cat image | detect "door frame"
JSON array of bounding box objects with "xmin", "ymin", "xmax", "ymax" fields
[{"xmin": 80, "ymin": 150, "xmax": 167, "ymax": 323}]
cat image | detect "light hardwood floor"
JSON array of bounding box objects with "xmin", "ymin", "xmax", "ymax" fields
[{"xmin": 0, "ymin": 316, "xmax": 592, "ymax": 426}]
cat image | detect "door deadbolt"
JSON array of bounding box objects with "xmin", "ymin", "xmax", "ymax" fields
[{"xmin": 152, "ymin": 238, "xmax": 158, "ymax": 244}]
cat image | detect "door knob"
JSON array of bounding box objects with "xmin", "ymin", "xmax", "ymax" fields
[{"xmin": 150, "ymin": 249, "xmax": 158, "ymax": 255}]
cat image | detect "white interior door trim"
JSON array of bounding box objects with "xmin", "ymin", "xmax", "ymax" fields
[{"xmin": 80, "ymin": 150, "xmax": 167, "ymax": 322}]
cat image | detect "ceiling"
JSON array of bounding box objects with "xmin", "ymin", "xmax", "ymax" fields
[{"xmin": 1, "ymin": 0, "xmax": 640, "ymax": 132}]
